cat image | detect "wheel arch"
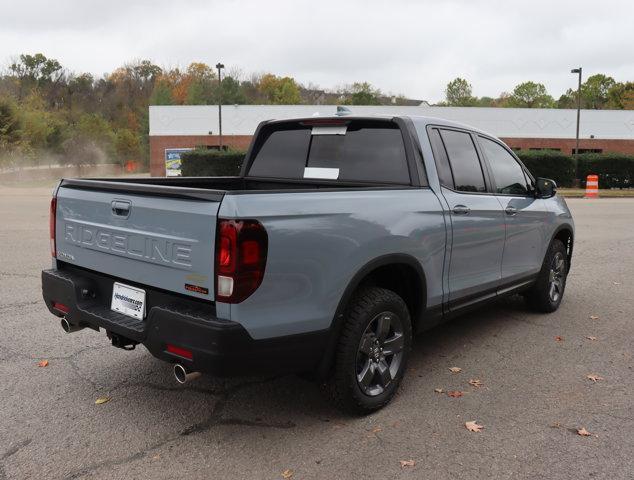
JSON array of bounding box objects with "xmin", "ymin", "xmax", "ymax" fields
[
  {"xmin": 315, "ymin": 254, "xmax": 427, "ymax": 378},
  {"xmin": 550, "ymin": 224, "xmax": 574, "ymax": 272}
]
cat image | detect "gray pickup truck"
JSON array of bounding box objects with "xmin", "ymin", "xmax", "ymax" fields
[{"xmin": 42, "ymin": 115, "xmax": 574, "ymax": 413}]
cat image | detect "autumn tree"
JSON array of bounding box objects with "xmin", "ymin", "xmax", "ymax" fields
[
  {"xmin": 258, "ymin": 74, "xmax": 301, "ymax": 104},
  {"xmin": 607, "ymin": 82, "xmax": 634, "ymax": 109}
]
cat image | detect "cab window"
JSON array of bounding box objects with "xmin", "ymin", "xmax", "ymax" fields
[{"xmin": 479, "ymin": 137, "xmax": 530, "ymax": 195}]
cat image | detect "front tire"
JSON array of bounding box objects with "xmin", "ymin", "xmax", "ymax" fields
[
  {"xmin": 329, "ymin": 287, "xmax": 412, "ymax": 414},
  {"xmin": 525, "ymin": 239, "xmax": 569, "ymax": 313}
]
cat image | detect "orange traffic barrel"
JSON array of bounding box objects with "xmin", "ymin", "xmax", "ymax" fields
[{"xmin": 585, "ymin": 174, "xmax": 599, "ymax": 198}]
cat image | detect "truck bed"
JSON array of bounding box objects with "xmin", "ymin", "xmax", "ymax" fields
[{"xmin": 60, "ymin": 176, "xmax": 411, "ymax": 202}]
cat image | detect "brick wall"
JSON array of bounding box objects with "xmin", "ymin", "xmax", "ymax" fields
[{"xmin": 149, "ymin": 135, "xmax": 252, "ymax": 176}]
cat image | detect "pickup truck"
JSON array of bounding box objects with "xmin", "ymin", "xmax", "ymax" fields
[{"xmin": 42, "ymin": 115, "xmax": 574, "ymax": 413}]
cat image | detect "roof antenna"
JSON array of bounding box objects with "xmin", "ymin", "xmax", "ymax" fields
[{"xmin": 335, "ymin": 105, "xmax": 353, "ymax": 116}]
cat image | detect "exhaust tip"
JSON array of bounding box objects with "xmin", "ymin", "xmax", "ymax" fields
[
  {"xmin": 174, "ymin": 363, "xmax": 187, "ymax": 384},
  {"xmin": 173, "ymin": 363, "xmax": 200, "ymax": 384},
  {"xmin": 61, "ymin": 317, "xmax": 72, "ymax": 333},
  {"xmin": 61, "ymin": 317, "xmax": 84, "ymax": 333}
]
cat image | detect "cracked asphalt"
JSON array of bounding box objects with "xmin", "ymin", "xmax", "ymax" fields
[{"xmin": 0, "ymin": 186, "xmax": 632, "ymax": 480}]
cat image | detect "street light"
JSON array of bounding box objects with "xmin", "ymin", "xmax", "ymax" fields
[
  {"xmin": 571, "ymin": 67, "xmax": 582, "ymax": 157},
  {"xmin": 216, "ymin": 62, "xmax": 225, "ymax": 149}
]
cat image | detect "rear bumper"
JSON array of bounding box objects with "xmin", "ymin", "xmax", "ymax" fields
[{"xmin": 41, "ymin": 266, "xmax": 328, "ymax": 377}]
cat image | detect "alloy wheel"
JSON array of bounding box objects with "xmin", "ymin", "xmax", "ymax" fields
[{"xmin": 355, "ymin": 311, "xmax": 405, "ymax": 397}]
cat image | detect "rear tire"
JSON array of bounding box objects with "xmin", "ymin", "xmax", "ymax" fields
[
  {"xmin": 329, "ymin": 287, "xmax": 412, "ymax": 415},
  {"xmin": 525, "ymin": 239, "xmax": 568, "ymax": 313}
]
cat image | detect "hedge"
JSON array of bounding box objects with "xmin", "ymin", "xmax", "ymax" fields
[
  {"xmin": 180, "ymin": 149, "xmax": 245, "ymax": 177},
  {"xmin": 516, "ymin": 150, "xmax": 576, "ymax": 187},
  {"xmin": 576, "ymin": 153, "xmax": 634, "ymax": 189},
  {"xmin": 517, "ymin": 150, "xmax": 634, "ymax": 189}
]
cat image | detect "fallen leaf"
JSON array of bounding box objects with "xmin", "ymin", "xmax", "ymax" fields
[
  {"xmin": 400, "ymin": 460, "xmax": 416, "ymax": 468},
  {"xmin": 468, "ymin": 379, "xmax": 483, "ymax": 388},
  {"xmin": 613, "ymin": 282, "xmax": 621, "ymax": 285},
  {"xmin": 449, "ymin": 367, "xmax": 462, "ymax": 373},
  {"xmin": 371, "ymin": 426, "xmax": 382, "ymax": 433},
  {"xmin": 465, "ymin": 421, "xmax": 484, "ymax": 432},
  {"xmin": 586, "ymin": 374, "xmax": 604, "ymax": 382},
  {"xmin": 577, "ymin": 428, "xmax": 592, "ymax": 436},
  {"xmin": 95, "ymin": 396, "xmax": 110, "ymax": 405},
  {"xmin": 550, "ymin": 422, "xmax": 562, "ymax": 429},
  {"xmin": 554, "ymin": 336, "xmax": 564, "ymax": 342},
  {"xmin": 434, "ymin": 388, "xmax": 444, "ymax": 394},
  {"xmin": 589, "ymin": 315, "xmax": 599, "ymax": 320},
  {"xmin": 281, "ymin": 469, "xmax": 294, "ymax": 479},
  {"xmin": 585, "ymin": 336, "xmax": 597, "ymax": 341},
  {"xmin": 37, "ymin": 360, "xmax": 49, "ymax": 367},
  {"xmin": 447, "ymin": 390, "xmax": 463, "ymax": 398}
]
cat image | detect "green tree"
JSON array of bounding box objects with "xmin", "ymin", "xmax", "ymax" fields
[
  {"xmin": 63, "ymin": 113, "xmax": 115, "ymax": 165},
  {"xmin": 557, "ymin": 90, "xmax": 576, "ymax": 109},
  {"xmin": 149, "ymin": 77, "xmax": 174, "ymax": 105},
  {"xmin": 445, "ymin": 77, "xmax": 476, "ymax": 106},
  {"xmin": 220, "ymin": 76, "xmax": 247, "ymax": 104},
  {"xmin": 581, "ymin": 74, "xmax": 616, "ymax": 109},
  {"xmin": 508, "ymin": 81, "xmax": 555, "ymax": 108},
  {"xmin": 114, "ymin": 128, "xmax": 141, "ymax": 163},
  {"xmin": 9, "ymin": 53, "xmax": 64, "ymax": 102},
  {"xmin": 0, "ymin": 97, "xmax": 22, "ymax": 151},
  {"xmin": 349, "ymin": 82, "xmax": 381, "ymax": 105}
]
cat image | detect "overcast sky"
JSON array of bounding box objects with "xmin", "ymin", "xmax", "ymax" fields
[{"xmin": 1, "ymin": 0, "xmax": 633, "ymax": 102}]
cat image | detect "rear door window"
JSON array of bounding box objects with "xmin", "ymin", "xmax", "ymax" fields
[
  {"xmin": 247, "ymin": 120, "xmax": 411, "ymax": 184},
  {"xmin": 439, "ymin": 129, "xmax": 486, "ymax": 193},
  {"xmin": 428, "ymin": 128, "xmax": 454, "ymax": 189}
]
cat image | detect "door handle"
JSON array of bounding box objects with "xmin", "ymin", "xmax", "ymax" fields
[
  {"xmin": 505, "ymin": 206, "xmax": 518, "ymax": 216},
  {"xmin": 111, "ymin": 200, "xmax": 131, "ymax": 218},
  {"xmin": 452, "ymin": 205, "xmax": 470, "ymax": 215}
]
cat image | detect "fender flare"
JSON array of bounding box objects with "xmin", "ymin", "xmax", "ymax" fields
[
  {"xmin": 549, "ymin": 224, "xmax": 574, "ymax": 270},
  {"xmin": 315, "ymin": 253, "xmax": 427, "ymax": 378}
]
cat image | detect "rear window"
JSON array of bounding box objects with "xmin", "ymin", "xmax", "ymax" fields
[{"xmin": 247, "ymin": 120, "xmax": 411, "ymax": 184}]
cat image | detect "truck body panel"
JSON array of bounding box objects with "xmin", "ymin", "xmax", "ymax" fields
[
  {"xmin": 55, "ymin": 186, "xmax": 220, "ymax": 300},
  {"xmin": 220, "ymin": 188, "xmax": 446, "ymax": 339}
]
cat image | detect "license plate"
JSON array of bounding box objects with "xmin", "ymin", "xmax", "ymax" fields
[{"xmin": 111, "ymin": 282, "xmax": 146, "ymax": 320}]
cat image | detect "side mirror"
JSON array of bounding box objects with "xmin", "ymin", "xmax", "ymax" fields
[{"xmin": 535, "ymin": 177, "xmax": 557, "ymax": 199}]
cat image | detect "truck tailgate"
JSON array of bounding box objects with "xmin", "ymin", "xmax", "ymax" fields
[{"xmin": 54, "ymin": 185, "xmax": 220, "ymax": 300}]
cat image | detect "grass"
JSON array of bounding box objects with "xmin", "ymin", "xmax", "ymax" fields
[{"xmin": 558, "ymin": 188, "xmax": 634, "ymax": 198}]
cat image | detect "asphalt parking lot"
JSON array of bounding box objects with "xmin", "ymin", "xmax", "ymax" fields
[{"xmin": 0, "ymin": 186, "xmax": 632, "ymax": 480}]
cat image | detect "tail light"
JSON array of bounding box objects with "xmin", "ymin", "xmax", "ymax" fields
[
  {"xmin": 215, "ymin": 219, "xmax": 268, "ymax": 303},
  {"xmin": 50, "ymin": 197, "xmax": 57, "ymax": 257}
]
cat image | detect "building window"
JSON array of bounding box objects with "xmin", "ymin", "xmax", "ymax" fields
[
  {"xmin": 574, "ymin": 148, "xmax": 603, "ymax": 154},
  {"xmin": 529, "ymin": 147, "xmax": 561, "ymax": 151},
  {"xmin": 511, "ymin": 147, "xmax": 522, "ymax": 152}
]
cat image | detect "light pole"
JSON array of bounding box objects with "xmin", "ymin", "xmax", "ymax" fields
[
  {"xmin": 571, "ymin": 67, "xmax": 582, "ymax": 156},
  {"xmin": 216, "ymin": 62, "xmax": 225, "ymax": 149}
]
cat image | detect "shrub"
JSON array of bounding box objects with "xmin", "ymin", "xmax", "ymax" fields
[
  {"xmin": 516, "ymin": 150, "xmax": 576, "ymax": 187},
  {"xmin": 576, "ymin": 153, "xmax": 634, "ymax": 189},
  {"xmin": 180, "ymin": 149, "xmax": 245, "ymax": 177}
]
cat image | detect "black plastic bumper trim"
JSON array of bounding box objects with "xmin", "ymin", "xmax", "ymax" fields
[{"xmin": 41, "ymin": 267, "xmax": 328, "ymax": 376}]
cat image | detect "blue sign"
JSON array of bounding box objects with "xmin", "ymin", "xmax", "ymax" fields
[{"xmin": 164, "ymin": 148, "xmax": 193, "ymax": 177}]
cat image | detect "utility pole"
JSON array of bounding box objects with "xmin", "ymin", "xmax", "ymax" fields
[
  {"xmin": 571, "ymin": 67, "xmax": 582, "ymax": 157},
  {"xmin": 216, "ymin": 62, "xmax": 225, "ymax": 149}
]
